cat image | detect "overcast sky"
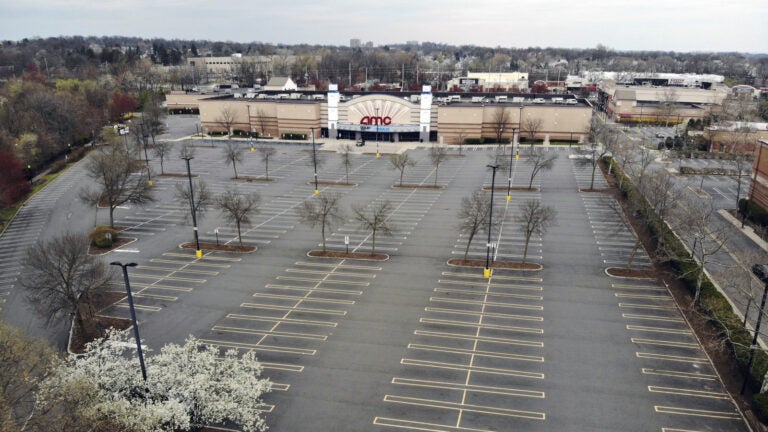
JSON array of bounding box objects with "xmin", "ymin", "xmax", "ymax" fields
[{"xmin": 1, "ymin": 0, "xmax": 766, "ymax": 54}]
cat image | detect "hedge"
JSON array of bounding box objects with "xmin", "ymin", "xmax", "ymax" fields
[
  {"xmin": 607, "ymin": 156, "xmax": 768, "ymax": 397},
  {"xmin": 281, "ymin": 133, "xmax": 308, "ymax": 140}
]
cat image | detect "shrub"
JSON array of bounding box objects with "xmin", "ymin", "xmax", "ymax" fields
[
  {"xmin": 753, "ymin": 393, "xmax": 768, "ymax": 421},
  {"xmin": 281, "ymin": 133, "xmax": 308, "ymax": 140},
  {"xmin": 89, "ymin": 226, "xmax": 119, "ymax": 248},
  {"xmin": 464, "ymin": 138, "xmax": 485, "ymax": 145}
]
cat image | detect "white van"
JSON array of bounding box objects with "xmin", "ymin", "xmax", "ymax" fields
[{"xmin": 532, "ymin": 98, "xmax": 545, "ymax": 104}]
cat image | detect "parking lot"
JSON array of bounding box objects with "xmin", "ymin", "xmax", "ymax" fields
[{"xmin": 0, "ymin": 116, "xmax": 750, "ymax": 431}]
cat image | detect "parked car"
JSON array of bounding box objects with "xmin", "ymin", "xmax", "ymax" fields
[{"xmin": 356, "ymin": 139, "xmax": 365, "ymax": 147}]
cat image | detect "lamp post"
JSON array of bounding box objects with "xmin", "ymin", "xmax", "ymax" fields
[
  {"xmin": 141, "ymin": 122, "xmax": 153, "ymax": 186},
  {"xmin": 506, "ymin": 134, "xmax": 515, "ymax": 202},
  {"xmin": 311, "ymin": 127, "xmax": 319, "ymax": 195},
  {"xmin": 110, "ymin": 261, "xmax": 147, "ymax": 382},
  {"xmin": 741, "ymin": 264, "xmax": 768, "ymax": 394},
  {"xmin": 485, "ymin": 164, "xmax": 499, "ymax": 278},
  {"xmin": 181, "ymin": 156, "xmax": 202, "ymax": 258},
  {"xmin": 375, "ymin": 106, "xmax": 380, "ymax": 158}
]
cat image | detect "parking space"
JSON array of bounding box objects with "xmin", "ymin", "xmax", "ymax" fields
[
  {"xmin": 374, "ymin": 265, "xmax": 546, "ymax": 430},
  {"xmin": 610, "ymin": 277, "xmax": 748, "ymax": 431},
  {"xmin": 582, "ymin": 194, "xmax": 654, "ymax": 270}
]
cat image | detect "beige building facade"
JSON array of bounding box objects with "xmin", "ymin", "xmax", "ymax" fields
[{"xmin": 168, "ymin": 86, "xmax": 593, "ymax": 144}]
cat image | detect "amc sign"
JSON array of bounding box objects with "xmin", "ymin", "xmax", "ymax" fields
[{"xmin": 360, "ymin": 116, "xmax": 392, "ymax": 126}]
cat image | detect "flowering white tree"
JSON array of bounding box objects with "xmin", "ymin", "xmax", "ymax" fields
[{"xmin": 38, "ymin": 330, "xmax": 271, "ymax": 432}]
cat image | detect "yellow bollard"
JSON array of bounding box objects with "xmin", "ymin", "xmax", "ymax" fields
[
  {"xmin": 483, "ymin": 268, "xmax": 491, "ymax": 278},
  {"xmin": 314, "ymin": 189, "xmax": 319, "ymax": 195},
  {"xmin": 506, "ymin": 195, "xmax": 511, "ymax": 202},
  {"xmin": 195, "ymin": 249, "xmax": 202, "ymax": 259},
  {"xmin": 148, "ymin": 179, "xmax": 153, "ymax": 186}
]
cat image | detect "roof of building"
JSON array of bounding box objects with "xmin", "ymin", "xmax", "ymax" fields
[{"xmin": 266, "ymin": 77, "xmax": 292, "ymax": 87}]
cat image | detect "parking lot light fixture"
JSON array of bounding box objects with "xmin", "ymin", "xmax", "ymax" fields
[
  {"xmin": 311, "ymin": 127, "xmax": 319, "ymax": 194},
  {"xmin": 741, "ymin": 264, "xmax": 768, "ymax": 394},
  {"xmin": 485, "ymin": 164, "xmax": 499, "ymax": 278},
  {"xmin": 181, "ymin": 155, "xmax": 202, "ymax": 258},
  {"xmin": 110, "ymin": 261, "xmax": 147, "ymax": 382}
]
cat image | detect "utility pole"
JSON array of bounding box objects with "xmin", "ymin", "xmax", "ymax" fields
[{"xmin": 485, "ymin": 164, "xmax": 499, "ymax": 278}]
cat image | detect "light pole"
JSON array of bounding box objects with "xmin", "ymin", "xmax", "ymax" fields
[
  {"xmin": 375, "ymin": 106, "xmax": 380, "ymax": 158},
  {"xmin": 110, "ymin": 261, "xmax": 147, "ymax": 382},
  {"xmin": 181, "ymin": 156, "xmax": 202, "ymax": 258},
  {"xmin": 741, "ymin": 264, "xmax": 768, "ymax": 394},
  {"xmin": 485, "ymin": 164, "xmax": 499, "ymax": 278},
  {"xmin": 311, "ymin": 127, "xmax": 319, "ymax": 195},
  {"xmin": 141, "ymin": 122, "xmax": 153, "ymax": 186},
  {"xmin": 506, "ymin": 128, "xmax": 518, "ymax": 202}
]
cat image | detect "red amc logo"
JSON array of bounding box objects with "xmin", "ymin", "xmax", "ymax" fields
[{"xmin": 360, "ymin": 116, "xmax": 391, "ymax": 126}]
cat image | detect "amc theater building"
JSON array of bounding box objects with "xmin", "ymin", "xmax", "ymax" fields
[{"xmin": 169, "ymin": 85, "xmax": 593, "ymax": 145}]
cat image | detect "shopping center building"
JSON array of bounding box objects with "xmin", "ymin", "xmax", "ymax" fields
[{"xmin": 165, "ymin": 85, "xmax": 594, "ymax": 145}]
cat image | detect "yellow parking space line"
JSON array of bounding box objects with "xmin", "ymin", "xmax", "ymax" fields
[
  {"xmin": 636, "ymin": 352, "xmax": 707, "ymax": 363},
  {"xmin": 642, "ymin": 368, "xmax": 717, "ymax": 381},
  {"xmin": 425, "ymin": 307, "xmax": 543, "ymax": 322},
  {"xmin": 270, "ymin": 382, "xmax": 290, "ymax": 391},
  {"xmin": 285, "ymin": 268, "xmax": 376, "ymax": 278},
  {"xmin": 441, "ymin": 272, "xmax": 542, "ymax": 282},
  {"xmin": 612, "ymin": 284, "xmax": 668, "ymax": 292},
  {"xmin": 296, "ymin": 261, "xmax": 382, "ymax": 271},
  {"xmin": 654, "ymin": 405, "xmax": 742, "ymax": 419},
  {"xmin": 648, "ymin": 386, "xmax": 729, "ymax": 399},
  {"xmin": 435, "ymin": 288, "xmax": 543, "ymax": 301},
  {"xmin": 162, "ymin": 252, "xmax": 241, "ymax": 262},
  {"xmin": 619, "ymin": 303, "xmax": 676, "ymax": 310},
  {"xmin": 211, "ymin": 325, "xmax": 328, "ymax": 341},
  {"xmin": 128, "ymin": 274, "xmax": 206, "ymax": 283},
  {"xmin": 631, "ymin": 338, "xmax": 700, "ymax": 349},
  {"xmin": 414, "ymin": 330, "xmax": 544, "ymax": 347},
  {"xmin": 241, "ymin": 302, "xmax": 347, "ymax": 316},
  {"xmin": 373, "ymin": 417, "xmax": 493, "ymax": 432},
  {"xmin": 151, "ymin": 258, "xmax": 232, "ymax": 268},
  {"xmin": 391, "ymin": 377, "xmax": 545, "ymax": 398},
  {"xmin": 431, "ymin": 297, "xmax": 543, "ymax": 311},
  {"xmin": 277, "ymin": 276, "xmax": 370, "ymax": 286},
  {"xmin": 383, "ymin": 395, "xmax": 546, "ymax": 420},
  {"xmin": 408, "ymin": 343, "xmax": 544, "ymax": 362},
  {"xmin": 254, "ymin": 293, "xmax": 356, "ymax": 305},
  {"xmin": 627, "ymin": 325, "xmax": 692, "ymax": 335},
  {"xmin": 137, "ymin": 265, "xmax": 220, "ymax": 275},
  {"xmin": 133, "ymin": 293, "xmax": 178, "ymax": 301},
  {"xmin": 265, "ymin": 284, "xmax": 363, "ymax": 296},
  {"xmin": 401, "ymin": 358, "xmax": 544, "ymax": 379},
  {"xmin": 197, "ymin": 338, "xmax": 316, "ymax": 356},
  {"xmin": 114, "ymin": 303, "xmax": 162, "ymax": 312},
  {"xmin": 622, "ymin": 313, "xmax": 684, "ymax": 323},
  {"xmin": 111, "ymin": 281, "xmax": 194, "ymax": 292},
  {"xmin": 420, "ymin": 318, "xmax": 543, "ymax": 334},
  {"xmin": 616, "ymin": 293, "xmax": 673, "ymax": 300},
  {"xmin": 438, "ymin": 279, "xmax": 542, "ymax": 291},
  {"xmin": 226, "ymin": 313, "xmax": 338, "ymax": 328}
]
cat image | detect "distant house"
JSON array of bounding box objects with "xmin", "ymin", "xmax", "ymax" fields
[{"xmin": 264, "ymin": 77, "xmax": 298, "ymax": 91}]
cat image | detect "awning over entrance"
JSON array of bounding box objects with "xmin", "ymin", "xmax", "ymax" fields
[{"xmin": 337, "ymin": 122, "xmax": 421, "ymax": 133}]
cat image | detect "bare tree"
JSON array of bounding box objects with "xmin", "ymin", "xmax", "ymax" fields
[
  {"xmin": 151, "ymin": 140, "xmax": 174, "ymax": 175},
  {"xmin": 143, "ymin": 93, "xmax": 167, "ymax": 146},
  {"xmin": 19, "ymin": 232, "xmax": 113, "ymax": 340},
  {"xmin": 298, "ymin": 193, "xmax": 345, "ymax": 251},
  {"xmin": 78, "ymin": 188, "xmax": 104, "ymax": 227},
  {"xmin": 457, "ymin": 191, "xmax": 492, "ymax": 260},
  {"xmin": 672, "ymin": 197, "xmax": 731, "ymax": 305},
  {"xmin": 223, "ymin": 141, "xmax": 244, "ymax": 179},
  {"xmin": 515, "ymin": 200, "xmax": 557, "ymax": 264},
  {"xmin": 175, "ymin": 180, "xmax": 213, "ymax": 224},
  {"xmin": 254, "ymin": 108, "xmax": 269, "ymax": 137},
  {"xmin": 521, "ymin": 117, "xmax": 543, "ymax": 154},
  {"xmin": 216, "ymin": 190, "xmax": 260, "ymax": 246},
  {"xmin": 491, "ymin": 107, "xmax": 511, "ymax": 144},
  {"xmin": 389, "ymin": 152, "xmax": 417, "ymax": 186},
  {"xmin": 339, "ymin": 144, "xmax": 354, "ymax": 184},
  {"xmin": 732, "ymin": 151, "xmax": 752, "ymax": 209},
  {"xmin": 85, "ymin": 145, "xmax": 154, "ymax": 228},
  {"xmin": 659, "ymin": 87, "xmax": 679, "ymax": 127},
  {"xmin": 429, "ymin": 145, "xmax": 449, "ymax": 186},
  {"xmin": 216, "ymin": 105, "xmax": 237, "ymax": 138},
  {"xmin": 353, "ymin": 200, "xmax": 394, "ymax": 253},
  {"xmin": 456, "ymin": 130, "xmax": 468, "ymax": 154},
  {"xmin": 178, "ymin": 142, "xmax": 196, "ymax": 160},
  {"xmin": 526, "ymin": 151, "xmax": 557, "ymax": 189},
  {"xmin": 257, "ymin": 146, "xmax": 276, "ymax": 180}
]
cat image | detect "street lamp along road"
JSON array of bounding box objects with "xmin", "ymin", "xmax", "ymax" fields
[
  {"xmin": 110, "ymin": 261, "xmax": 148, "ymax": 382},
  {"xmin": 181, "ymin": 155, "xmax": 203, "ymax": 258},
  {"xmin": 485, "ymin": 164, "xmax": 499, "ymax": 278}
]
